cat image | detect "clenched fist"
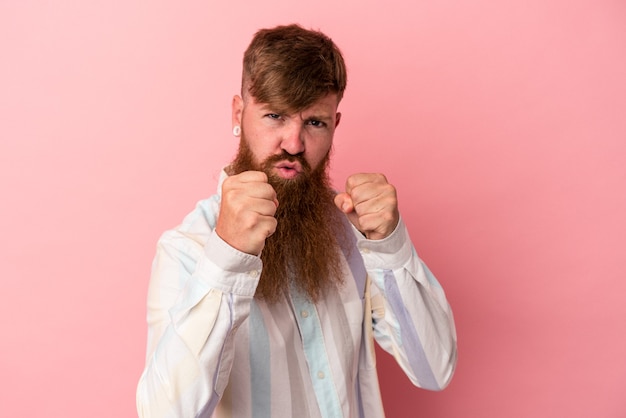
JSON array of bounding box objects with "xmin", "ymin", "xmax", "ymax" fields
[
  {"xmin": 334, "ymin": 173, "xmax": 400, "ymax": 240},
  {"xmin": 216, "ymin": 171, "xmax": 278, "ymax": 255}
]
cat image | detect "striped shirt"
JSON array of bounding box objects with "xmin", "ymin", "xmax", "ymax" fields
[{"xmin": 136, "ymin": 171, "xmax": 457, "ymax": 418}]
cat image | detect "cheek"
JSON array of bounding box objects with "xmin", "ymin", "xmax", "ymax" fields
[
  {"xmin": 242, "ymin": 126, "xmax": 274, "ymax": 156},
  {"xmin": 308, "ymin": 140, "xmax": 333, "ymax": 168}
]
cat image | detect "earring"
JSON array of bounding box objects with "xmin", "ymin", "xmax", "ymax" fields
[{"xmin": 233, "ymin": 125, "xmax": 241, "ymax": 137}]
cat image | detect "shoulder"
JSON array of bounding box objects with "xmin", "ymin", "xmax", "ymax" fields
[{"xmin": 159, "ymin": 194, "xmax": 221, "ymax": 250}]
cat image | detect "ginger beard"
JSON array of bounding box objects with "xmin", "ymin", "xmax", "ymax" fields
[{"xmin": 229, "ymin": 136, "xmax": 346, "ymax": 304}]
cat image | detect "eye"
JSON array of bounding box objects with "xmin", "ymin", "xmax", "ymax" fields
[
  {"xmin": 307, "ymin": 119, "xmax": 326, "ymax": 128},
  {"xmin": 266, "ymin": 113, "xmax": 281, "ymax": 120}
]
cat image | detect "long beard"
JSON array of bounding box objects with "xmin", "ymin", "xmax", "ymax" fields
[{"xmin": 229, "ymin": 138, "xmax": 346, "ymax": 303}]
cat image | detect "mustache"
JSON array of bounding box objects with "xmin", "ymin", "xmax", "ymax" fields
[{"xmin": 261, "ymin": 151, "xmax": 311, "ymax": 173}]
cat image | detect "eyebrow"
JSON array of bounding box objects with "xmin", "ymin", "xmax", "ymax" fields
[
  {"xmin": 258, "ymin": 103, "xmax": 333, "ymax": 122},
  {"xmin": 301, "ymin": 110, "xmax": 334, "ymax": 123}
]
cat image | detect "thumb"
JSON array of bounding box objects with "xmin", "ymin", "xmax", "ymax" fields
[
  {"xmin": 334, "ymin": 192, "xmax": 354, "ymax": 213},
  {"xmin": 335, "ymin": 192, "xmax": 361, "ymax": 231}
]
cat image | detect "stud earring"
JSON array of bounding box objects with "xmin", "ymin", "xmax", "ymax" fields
[{"xmin": 233, "ymin": 125, "xmax": 241, "ymax": 137}]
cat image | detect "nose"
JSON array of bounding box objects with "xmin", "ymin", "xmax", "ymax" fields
[{"xmin": 280, "ymin": 122, "xmax": 305, "ymax": 155}]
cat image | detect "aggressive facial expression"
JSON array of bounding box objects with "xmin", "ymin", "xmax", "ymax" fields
[{"xmin": 231, "ymin": 93, "xmax": 342, "ymax": 180}]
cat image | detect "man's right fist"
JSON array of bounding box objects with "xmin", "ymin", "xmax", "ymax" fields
[{"xmin": 216, "ymin": 171, "xmax": 278, "ymax": 255}]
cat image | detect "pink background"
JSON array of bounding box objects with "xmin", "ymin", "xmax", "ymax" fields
[{"xmin": 1, "ymin": 1, "xmax": 625, "ymax": 417}]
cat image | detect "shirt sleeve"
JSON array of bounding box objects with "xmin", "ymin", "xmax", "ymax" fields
[
  {"xmin": 136, "ymin": 226, "xmax": 262, "ymax": 418},
  {"xmin": 356, "ymin": 217, "xmax": 458, "ymax": 390}
]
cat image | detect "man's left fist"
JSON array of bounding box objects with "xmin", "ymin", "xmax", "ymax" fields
[{"xmin": 334, "ymin": 173, "xmax": 400, "ymax": 240}]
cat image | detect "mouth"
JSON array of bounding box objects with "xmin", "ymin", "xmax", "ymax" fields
[{"xmin": 273, "ymin": 161, "xmax": 303, "ymax": 179}]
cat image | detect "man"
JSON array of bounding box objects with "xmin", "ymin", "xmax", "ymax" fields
[{"xmin": 137, "ymin": 24, "xmax": 457, "ymax": 418}]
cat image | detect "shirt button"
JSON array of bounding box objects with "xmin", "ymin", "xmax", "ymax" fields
[
  {"xmin": 301, "ymin": 310, "xmax": 309, "ymax": 318},
  {"xmin": 317, "ymin": 371, "xmax": 325, "ymax": 379},
  {"xmin": 249, "ymin": 270, "xmax": 260, "ymax": 278},
  {"xmin": 361, "ymin": 248, "xmax": 371, "ymax": 254}
]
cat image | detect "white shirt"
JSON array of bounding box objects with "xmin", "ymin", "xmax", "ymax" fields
[{"xmin": 137, "ymin": 171, "xmax": 457, "ymax": 418}]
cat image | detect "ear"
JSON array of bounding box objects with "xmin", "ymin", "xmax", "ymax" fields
[
  {"xmin": 232, "ymin": 95, "xmax": 243, "ymax": 127},
  {"xmin": 335, "ymin": 112, "xmax": 342, "ymax": 128}
]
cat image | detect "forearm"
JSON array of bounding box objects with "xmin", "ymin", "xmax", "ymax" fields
[
  {"xmin": 359, "ymin": 218, "xmax": 457, "ymax": 390},
  {"xmin": 137, "ymin": 230, "xmax": 261, "ymax": 417}
]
